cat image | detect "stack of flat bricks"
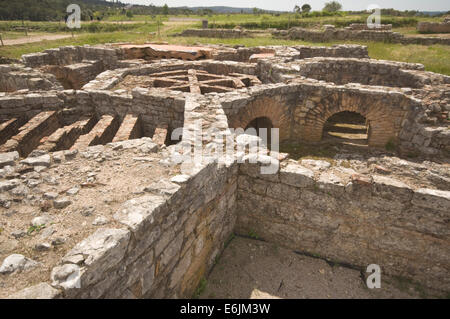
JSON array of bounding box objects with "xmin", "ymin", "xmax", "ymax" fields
[
  {"xmin": 152, "ymin": 125, "xmax": 168, "ymax": 146},
  {"xmin": 0, "ymin": 117, "xmax": 27, "ymax": 145},
  {"xmin": 0, "ymin": 111, "xmax": 60, "ymax": 157},
  {"xmin": 71, "ymin": 115, "xmax": 119, "ymax": 150},
  {"xmin": 38, "ymin": 117, "xmax": 97, "ymax": 152},
  {"xmin": 112, "ymin": 114, "xmax": 142, "ymax": 142}
]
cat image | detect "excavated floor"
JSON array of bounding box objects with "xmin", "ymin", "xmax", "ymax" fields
[
  {"xmin": 199, "ymin": 236, "xmax": 447, "ymax": 299},
  {"xmin": 0, "ymin": 142, "xmax": 181, "ymax": 298}
]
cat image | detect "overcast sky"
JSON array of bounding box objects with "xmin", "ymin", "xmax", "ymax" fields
[{"xmin": 120, "ymin": 1, "xmax": 449, "ymax": 12}]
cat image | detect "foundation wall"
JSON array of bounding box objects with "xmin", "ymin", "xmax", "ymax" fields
[
  {"xmin": 179, "ymin": 28, "xmax": 252, "ymax": 38},
  {"xmin": 417, "ymin": 21, "xmax": 450, "ymax": 33},
  {"xmin": 21, "ymin": 46, "xmax": 120, "ymax": 69},
  {"xmin": 235, "ymin": 160, "xmax": 450, "ymax": 291},
  {"xmin": 50, "ymin": 160, "xmax": 237, "ymax": 298},
  {"xmin": 274, "ymin": 27, "xmax": 450, "ymax": 46}
]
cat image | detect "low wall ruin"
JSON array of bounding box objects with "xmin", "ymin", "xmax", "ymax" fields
[
  {"xmin": 178, "ymin": 28, "xmax": 253, "ymax": 38},
  {"xmin": 417, "ymin": 21, "xmax": 450, "ymax": 33},
  {"xmin": 274, "ymin": 26, "xmax": 450, "ymax": 46},
  {"xmin": 235, "ymin": 159, "xmax": 450, "ymax": 291}
]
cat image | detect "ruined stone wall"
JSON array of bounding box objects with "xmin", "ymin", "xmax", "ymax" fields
[
  {"xmin": 179, "ymin": 28, "xmax": 252, "ymax": 38},
  {"xmin": 274, "ymin": 27, "xmax": 450, "ymax": 46},
  {"xmin": 60, "ymin": 89, "xmax": 185, "ymax": 138},
  {"xmin": 235, "ymin": 159, "xmax": 450, "ymax": 291},
  {"xmin": 291, "ymin": 58, "xmax": 426, "ymax": 88},
  {"xmin": 48, "ymin": 160, "xmax": 237, "ymax": 299},
  {"xmin": 0, "ymin": 65, "xmax": 62, "ymax": 93},
  {"xmin": 293, "ymin": 45, "xmax": 369, "ymax": 59},
  {"xmin": 41, "ymin": 60, "xmax": 105, "ymax": 90},
  {"xmin": 0, "ymin": 92, "xmax": 63, "ymax": 123},
  {"xmin": 417, "ymin": 21, "xmax": 450, "ymax": 33},
  {"xmin": 347, "ymin": 23, "xmax": 392, "ymax": 31},
  {"xmin": 222, "ymin": 82, "xmax": 413, "ymax": 148},
  {"xmin": 21, "ymin": 46, "xmax": 120, "ymax": 69}
]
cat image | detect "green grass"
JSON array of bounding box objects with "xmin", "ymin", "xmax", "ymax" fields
[
  {"xmin": 367, "ymin": 42, "xmax": 450, "ymax": 75},
  {"xmin": 248, "ymin": 230, "xmax": 260, "ymax": 240},
  {"xmin": 0, "ymin": 29, "xmax": 157, "ymax": 60},
  {"xmin": 193, "ymin": 278, "xmax": 208, "ymax": 299}
]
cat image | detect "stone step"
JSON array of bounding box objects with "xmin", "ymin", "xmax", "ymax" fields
[
  {"xmin": 112, "ymin": 114, "xmax": 142, "ymax": 143},
  {"xmin": 0, "ymin": 117, "xmax": 27, "ymax": 145},
  {"xmin": 152, "ymin": 125, "xmax": 168, "ymax": 146},
  {"xmin": 38, "ymin": 116, "xmax": 97, "ymax": 152},
  {"xmin": 71, "ymin": 115, "xmax": 119, "ymax": 150},
  {"xmin": 0, "ymin": 111, "xmax": 60, "ymax": 157}
]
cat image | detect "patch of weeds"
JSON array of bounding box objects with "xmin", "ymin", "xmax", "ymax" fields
[
  {"xmin": 341, "ymin": 160, "xmax": 351, "ymax": 168},
  {"xmin": 193, "ymin": 278, "xmax": 208, "ymax": 299},
  {"xmin": 390, "ymin": 275, "xmax": 431, "ymax": 298},
  {"xmin": 224, "ymin": 233, "xmax": 235, "ymax": 249},
  {"xmin": 406, "ymin": 151, "xmax": 419, "ymax": 159},
  {"xmin": 214, "ymin": 255, "xmax": 221, "ymax": 266},
  {"xmin": 385, "ymin": 138, "xmax": 397, "ymax": 152},
  {"xmin": 0, "ymin": 227, "xmax": 3, "ymax": 235},
  {"xmin": 27, "ymin": 224, "xmax": 46, "ymax": 235},
  {"xmin": 248, "ymin": 229, "xmax": 260, "ymax": 240}
]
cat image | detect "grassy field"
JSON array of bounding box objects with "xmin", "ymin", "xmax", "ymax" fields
[{"xmin": 0, "ymin": 15, "xmax": 449, "ymax": 75}]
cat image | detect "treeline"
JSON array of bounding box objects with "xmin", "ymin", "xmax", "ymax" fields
[
  {"xmin": 0, "ymin": 0, "xmax": 198, "ymax": 21},
  {"xmin": 0, "ymin": 0, "xmax": 120, "ymax": 21}
]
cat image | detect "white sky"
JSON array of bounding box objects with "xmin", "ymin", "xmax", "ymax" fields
[{"xmin": 119, "ymin": 0, "xmax": 450, "ymax": 12}]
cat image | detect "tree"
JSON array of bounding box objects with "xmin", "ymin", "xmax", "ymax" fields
[
  {"xmin": 323, "ymin": 1, "xmax": 342, "ymax": 12},
  {"xmin": 294, "ymin": 5, "xmax": 301, "ymax": 13},
  {"xmin": 162, "ymin": 4, "xmax": 169, "ymax": 15},
  {"xmin": 302, "ymin": 4, "xmax": 312, "ymax": 13}
]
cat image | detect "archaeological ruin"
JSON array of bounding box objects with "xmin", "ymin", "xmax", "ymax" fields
[{"xmin": 0, "ymin": 42, "xmax": 449, "ymax": 299}]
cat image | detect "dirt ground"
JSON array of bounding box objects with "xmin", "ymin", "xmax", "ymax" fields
[
  {"xmin": 199, "ymin": 236, "xmax": 447, "ymax": 299},
  {"xmin": 0, "ymin": 143, "xmax": 180, "ymax": 298}
]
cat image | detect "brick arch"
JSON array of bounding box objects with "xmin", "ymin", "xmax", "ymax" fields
[
  {"xmin": 227, "ymin": 96, "xmax": 291, "ymax": 141},
  {"xmin": 298, "ymin": 91, "xmax": 407, "ymax": 147}
]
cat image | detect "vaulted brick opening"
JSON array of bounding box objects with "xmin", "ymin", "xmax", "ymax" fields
[
  {"xmin": 322, "ymin": 111, "xmax": 369, "ymax": 146},
  {"xmin": 245, "ymin": 117, "xmax": 273, "ymax": 147}
]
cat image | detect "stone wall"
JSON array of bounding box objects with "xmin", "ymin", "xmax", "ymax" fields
[
  {"xmin": 0, "ymin": 91, "xmax": 63, "ymax": 123},
  {"xmin": 60, "ymin": 89, "xmax": 185, "ymax": 138},
  {"xmin": 222, "ymin": 82, "xmax": 414, "ymax": 148},
  {"xmin": 417, "ymin": 21, "xmax": 450, "ymax": 33},
  {"xmin": 274, "ymin": 26, "xmax": 450, "ymax": 46},
  {"xmin": 21, "ymin": 46, "xmax": 120, "ymax": 69},
  {"xmin": 347, "ymin": 23, "xmax": 392, "ymax": 31},
  {"xmin": 0, "ymin": 65, "xmax": 62, "ymax": 92},
  {"xmin": 272, "ymin": 58, "xmax": 426, "ymax": 88},
  {"xmin": 293, "ymin": 45, "xmax": 369, "ymax": 59},
  {"xmin": 41, "ymin": 60, "xmax": 105, "ymax": 90},
  {"xmin": 48, "ymin": 159, "xmax": 237, "ymax": 298},
  {"xmin": 235, "ymin": 159, "xmax": 450, "ymax": 291},
  {"xmin": 178, "ymin": 28, "xmax": 253, "ymax": 38}
]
